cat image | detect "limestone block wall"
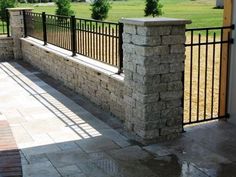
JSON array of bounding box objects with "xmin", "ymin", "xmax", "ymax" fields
[
  {"xmin": 0, "ymin": 37, "xmax": 14, "ymax": 61},
  {"xmin": 21, "ymin": 38, "xmax": 125, "ymax": 121},
  {"xmin": 121, "ymin": 18, "xmax": 190, "ymax": 142}
]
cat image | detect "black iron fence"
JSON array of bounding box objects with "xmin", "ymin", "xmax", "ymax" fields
[
  {"xmin": 184, "ymin": 25, "xmax": 234, "ymax": 125},
  {"xmin": 24, "ymin": 11, "xmax": 123, "ymax": 72},
  {"xmin": 0, "ymin": 11, "xmax": 10, "ymax": 36}
]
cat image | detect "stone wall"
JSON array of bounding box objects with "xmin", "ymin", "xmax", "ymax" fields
[
  {"xmin": 21, "ymin": 38, "xmax": 125, "ymax": 121},
  {"xmin": 0, "ymin": 37, "xmax": 14, "ymax": 61}
]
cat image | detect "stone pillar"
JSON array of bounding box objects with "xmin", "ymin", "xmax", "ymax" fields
[
  {"xmin": 7, "ymin": 8, "xmax": 33, "ymax": 60},
  {"xmin": 120, "ymin": 18, "xmax": 191, "ymax": 143}
]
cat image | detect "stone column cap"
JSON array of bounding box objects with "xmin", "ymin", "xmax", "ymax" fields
[
  {"xmin": 120, "ymin": 17, "xmax": 191, "ymax": 26},
  {"xmin": 7, "ymin": 8, "xmax": 34, "ymax": 11}
]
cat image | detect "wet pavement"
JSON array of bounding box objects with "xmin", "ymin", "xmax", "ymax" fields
[{"xmin": 0, "ymin": 61, "xmax": 236, "ymax": 177}]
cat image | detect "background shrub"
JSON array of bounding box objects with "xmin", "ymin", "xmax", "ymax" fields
[
  {"xmin": 144, "ymin": 0, "xmax": 163, "ymax": 17},
  {"xmin": 0, "ymin": 0, "xmax": 16, "ymax": 21},
  {"xmin": 55, "ymin": 0, "xmax": 74, "ymax": 16},
  {"xmin": 91, "ymin": 0, "xmax": 111, "ymax": 21}
]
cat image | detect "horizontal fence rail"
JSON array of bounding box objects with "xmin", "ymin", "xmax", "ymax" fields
[
  {"xmin": 184, "ymin": 25, "xmax": 234, "ymax": 126},
  {"xmin": 24, "ymin": 11, "xmax": 123, "ymax": 72},
  {"xmin": 0, "ymin": 11, "xmax": 10, "ymax": 36}
]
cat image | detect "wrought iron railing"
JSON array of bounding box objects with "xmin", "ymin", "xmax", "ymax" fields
[
  {"xmin": 0, "ymin": 11, "xmax": 10, "ymax": 36},
  {"xmin": 184, "ymin": 25, "xmax": 234, "ymax": 125},
  {"xmin": 24, "ymin": 11, "xmax": 123, "ymax": 72}
]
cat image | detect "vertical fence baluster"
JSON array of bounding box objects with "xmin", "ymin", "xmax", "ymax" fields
[
  {"xmin": 218, "ymin": 28, "xmax": 224, "ymax": 116},
  {"xmin": 23, "ymin": 10, "xmax": 27, "ymax": 37},
  {"xmin": 112, "ymin": 27, "xmax": 114, "ymax": 65},
  {"xmin": 71, "ymin": 16, "xmax": 76, "ymax": 56},
  {"xmin": 189, "ymin": 30, "xmax": 193, "ymax": 123},
  {"xmin": 204, "ymin": 29, "xmax": 209, "ymax": 120},
  {"xmin": 115, "ymin": 25, "xmax": 118, "ymax": 66},
  {"xmin": 105, "ymin": 26, "xmax": 108, "ymax": 63},
  {"xmin": 118, "ymin": 22, "xmax": 123, "ymax": 74},
  {"xmin": 197, "ymin": 33, "xmax": 201, "ymax": 121},
  {"xmin": 211, "ymin": 33, "xmax": 216, "ymax": 118},
  {"xmin": 6, "ymin": 10, "xmax": 10, "ymax": 37},
  {"xmin": 225, "ymin": 31, "xmax": 232, "ymax": 117},
  {"xmin": 42, "ymin": 12, "xmax": 47, "ymax": 45}
]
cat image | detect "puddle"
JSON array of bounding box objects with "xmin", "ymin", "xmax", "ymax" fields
[
  {"xmin": 140, "ymin": 154, "xmax": 209, "ymax": 177},
  {"xmin": 140, "ymin": 155, "xmax": 182, "ymax": 177}
]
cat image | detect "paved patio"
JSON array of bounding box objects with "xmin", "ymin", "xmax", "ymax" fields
[{"xmin": 0, "ymin": 62, "xmax": 236, "ymax": 177}]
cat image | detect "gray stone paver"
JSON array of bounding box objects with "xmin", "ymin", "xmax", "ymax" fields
[
  {"xmin": 57, "ymin": 165, "xmax": 83, "ymax": 177},
  {"xmin": 75, "ymin": 136, "xmax": 120, "ymax": 153},
  {"xmin": 1, "ymin": 61, "xmax": 236, "ymax": 177},
  {"xmin": 22, "ymin": 161, "xmax": 61, "ymax": 177}
]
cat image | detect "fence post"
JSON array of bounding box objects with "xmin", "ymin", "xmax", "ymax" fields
[
  {"xmin": 71, "ymin": 16, "xmax": 77, "ymax": 57},
  {"xmin": 23, "ymin": 10, "xmax": 27, "ymax": 37},
  {"xmin": 42, "ymin": 12, "xmax": 47, "ymax": 46},
  {"xmin": 118, "ymin": 22, "xmax": 124, "ymax": 74},
  {"xmin": 7, "ymin": 8, "xmax": 33, "ymax": 60},
  {"xmin": 6, "ymin": 10, "xmax": 10, "ymax": 37},
  {"xmin": 120, "ymin": 18, "xmax": 191, "ymax": 143}
]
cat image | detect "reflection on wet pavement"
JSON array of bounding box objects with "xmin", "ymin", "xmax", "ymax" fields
[{"xmin": 144, "ymin": 122, "xmax": 236, "ymax": 177}]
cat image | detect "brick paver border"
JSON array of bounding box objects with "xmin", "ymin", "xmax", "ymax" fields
[{"xmin": 0, "ymin": 120, "xmax": 22, "ymax": 177}]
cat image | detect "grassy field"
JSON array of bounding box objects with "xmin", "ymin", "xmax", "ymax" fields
[{"xmin": 17, "ymin": 0, "xmax": 223, "ymax": 28}]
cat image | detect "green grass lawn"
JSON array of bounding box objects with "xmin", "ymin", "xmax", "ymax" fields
[{"xmin": 18, "ymin": 0, "xmax": 223, "ymax": 28}]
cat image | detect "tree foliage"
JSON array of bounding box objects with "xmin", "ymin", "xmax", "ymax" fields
[
  {"xmin": 91, "ymin": 0, "xmax": 111, "ymax": 21},
  {"xmin": 0, "ymin": 0, "xmax": 16, "ymax": 21},
  {"xmin": 55, "ymin": 0, "xmax": 74, "ymax": 16},
  {"xmin": 144, "ymin": 0, "xmax": 163, "ymax": 17}
]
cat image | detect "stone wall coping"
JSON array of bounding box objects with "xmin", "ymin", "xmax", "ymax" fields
[
  {"xmin": 7, "ymin": 8, "xmax": 34, "ymax": 11},
  {"xmin": 120, "ymin": 17, "xmax": 191, "ymax": 26},
  {"xmin": 21, "ymin": 37, "xmax": 124, "ymax": 82}
]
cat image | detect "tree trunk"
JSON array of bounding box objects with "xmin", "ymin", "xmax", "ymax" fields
[{"xmin": 216, "ymin": 0, "xmax": 224, "ymax": 8}]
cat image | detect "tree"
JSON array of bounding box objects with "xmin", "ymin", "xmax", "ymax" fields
[
  {"xmin": 91, "ymin": 0, "xmax": 111, "ymax": 21},
  {"xmin": 144, "ymin": 0, "xmax": 163, "ymax": 17},
  {"xmin": 0, "ymin": 0, "xmax": 16, "ymax": 21},
  {"xmin": 55, "ymin": 0, "xmax": 74, "ymax": 16}
]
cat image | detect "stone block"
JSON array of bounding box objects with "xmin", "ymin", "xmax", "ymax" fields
[
  {"xmin": 162, "ymin": 35, "xmax": 186, "ymax": 45},
  {"xmin": 123, "ymin": 33, "xmax": 132, "ymax": 43},
  {"xmin": 133, "ymin": 92, "xmax": 159, "ymax": 104},
  {"xmin": 170, "ymin": 44, "xmax": 185, "ymax": 54},
  {"xmin": 124, "ymin": 24, "xmax": 137, "ymax": 34},
  {"xmin": 131, "ymin": 35, "xmax": 161, "ymax": 46},
  {"xmin": 137, "ymin": 26, "xmax": 171, "ymax": 36},
  {"xmin": 136, "ymin": 63, "xmax": 169, "ymax": 75},
  {"xmin": 160, "ymin": 54, "xmax": 185, "ymax": 64},
  {"xmin": 170, "ymin": 62, "xmax": 184, "ymax": 73},
  {"xmin": 161, "ymin": 107, "xmax": 182, "ymax": 119},
  {"xmin": 160, "ymin": 91, "xmax": 183, "ymax": 101},
  {"xmin": 171, "ymin": 26, "xmax": 185, "ymax": 35},
  {"xmin": 161, "ymin": 72, "xmax": 182, "ymax": 83},
  {"xmin": 165, "ymin": 99, "xmax": 182, "ymax": 109},
  {"xmin": 168, "ymin": 81, "xmax": 183, "ymax": 91},
  {"xmin": 133, "ymin": 73, "xmax": 160, "ymax": 85}
]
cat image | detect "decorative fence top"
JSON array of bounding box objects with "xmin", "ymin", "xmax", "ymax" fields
[{"xmin": 24, "ymin": 11, "xmax": 123, "ymax": 72}]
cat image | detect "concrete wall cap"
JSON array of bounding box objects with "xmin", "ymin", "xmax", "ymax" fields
[
  {"xmin": 7, "ymin": 8, "xmax": 34, "ymax": 11},
  {"xmin": 120, "ymin": 17, "xmax": 191, "ymax": 26}
]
